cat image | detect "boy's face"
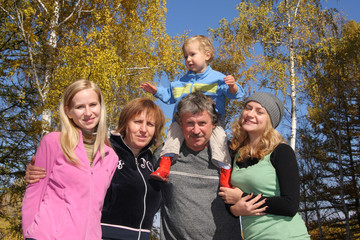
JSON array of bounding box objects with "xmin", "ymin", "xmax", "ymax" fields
[{"xmin": 183, "ymin": 40, "xmax": 210, "ymax": 74}]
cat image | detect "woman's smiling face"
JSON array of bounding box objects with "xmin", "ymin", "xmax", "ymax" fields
[
  {"xmin": 65, "ymin": 89, "xmax": 101, "ymax": 131},
  {"xmin": 241, "ymin": 101, "xmax": 270, "ymax": 137}
]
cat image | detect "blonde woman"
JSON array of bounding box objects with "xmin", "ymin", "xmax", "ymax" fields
[
  {"xmin": 22, "ymin": 80, "xmax": 118, "ymax": 240},
  {"xmin": 219, "ymin": 92, "xmax": 310, "ymax": 240}
]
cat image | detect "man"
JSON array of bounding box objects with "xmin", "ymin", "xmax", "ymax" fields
[{"xmin": 155, "ymin": 90, "xmax": 242, "ymax": 239}]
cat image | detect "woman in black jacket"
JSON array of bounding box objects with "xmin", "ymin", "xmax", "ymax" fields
[{"xmin": 101, "ymin": 97, "xmax": 165, "ymax": 240}]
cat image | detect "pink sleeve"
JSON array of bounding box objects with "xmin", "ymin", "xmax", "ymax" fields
[
  {"xmin": 109, "ymin": 149, "xmax": 118, "ymax": 181},
  {"xmin": 22, "ymin": 133, "xmax": 58, "ymax": 237}
]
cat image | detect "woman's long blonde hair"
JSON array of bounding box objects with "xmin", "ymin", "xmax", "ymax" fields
[
  {"xmin": 59, "ymin": 79, "xmax": 109, "ymax": 164},
  {"xmin": 230, "ymin": 109, "xmax": 285, "ymax": 162}
]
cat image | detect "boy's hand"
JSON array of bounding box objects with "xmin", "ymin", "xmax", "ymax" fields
[
  {"xmin": 140, "ymin": 82, "xmax": 158, "ymax": 95},
  {"xmin": 224, "ymin": 75, "xmax": 235, "ymax": 87},
  {"xmin": 224, "ymin": 75, "xmax": 238, "ymax": 94}
]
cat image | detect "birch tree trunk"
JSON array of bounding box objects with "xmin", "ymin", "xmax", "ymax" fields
[{"xmin": 41, "ymin": 0, "xmax": 59, "ymax": 133}]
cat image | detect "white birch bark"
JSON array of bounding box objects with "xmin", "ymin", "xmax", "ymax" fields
[{"xmin": 1, "ymin": 0, "xmax": 85, "ymax": 134}]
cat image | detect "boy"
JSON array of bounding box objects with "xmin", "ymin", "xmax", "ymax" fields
[{"xmin": 140, "ymin": 35, "xmax": 244, "ymax": 187}]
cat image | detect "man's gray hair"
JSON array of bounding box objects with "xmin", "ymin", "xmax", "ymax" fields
[{"xmin": 174, "ymin": 90, "xmax": 219, "ymax": 125}]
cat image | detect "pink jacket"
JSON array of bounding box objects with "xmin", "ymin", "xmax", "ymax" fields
[{"xmin": 22, "ymin": 131, "xmax": 118, "ymax": 240}]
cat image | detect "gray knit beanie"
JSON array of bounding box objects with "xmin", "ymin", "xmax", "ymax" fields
[{"xmin": 245, "ymin": 92, "xmax": 284, "ymax": 128}]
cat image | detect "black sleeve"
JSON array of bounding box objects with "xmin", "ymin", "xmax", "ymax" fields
[{"xmin": 264, "ymin": 143, "xmax": 300, "ymax": 216}]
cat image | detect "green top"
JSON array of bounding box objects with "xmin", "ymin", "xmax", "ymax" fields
[{"xmin": 231, "ymin": 151, "xmax": 310, "ymax": 240}]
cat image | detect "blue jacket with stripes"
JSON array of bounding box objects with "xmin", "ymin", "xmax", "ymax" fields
[{"xmin": 154, "ymin": 66, "xmax": 245, "ymax": 120}]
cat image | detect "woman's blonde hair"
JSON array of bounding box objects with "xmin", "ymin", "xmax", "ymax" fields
[
  {"xmin": 59, "ymin": 79, "xmax": 109, "ymax": 164},
  {"xmin": 182, "ymin": 35, "xmax": 215, "ymax": 63},
  {"xmin": 115, "ymin": 98, "xmax": 165, "ymax": 148},
  {"xmin": 230, "ymin": 107, "xmax": 285, "ymax": 162}
]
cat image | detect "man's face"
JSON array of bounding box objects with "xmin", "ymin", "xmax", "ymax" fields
[{"xmin": 180, "ymin": 110, "xmax": 215, "ymax": 152}]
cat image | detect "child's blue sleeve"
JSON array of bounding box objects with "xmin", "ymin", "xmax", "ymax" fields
[
  {"xmin": 154, "ymin": 85, "xmax": 174, "ymax": 104},
  {"xmin": 222, "ymin": 81, "xmax": 245, "ymax": 100}
]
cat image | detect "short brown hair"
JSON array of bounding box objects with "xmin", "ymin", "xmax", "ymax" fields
[{"xmin": 115, "ymin": 98, "xmax": 165, "ymax": 147}]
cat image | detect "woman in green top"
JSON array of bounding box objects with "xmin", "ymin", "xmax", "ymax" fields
[{"xmin": 219, "ymin": 92, "xmax": 310, "ymax": 240}]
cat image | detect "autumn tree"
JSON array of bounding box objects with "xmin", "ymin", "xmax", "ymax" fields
[
  {"xmin": 211, "ymin": 0, "xmax": 336, "ymax": 150},
  {"xmin": 299, "ymin": 19, "xmax": 360, "ymax": 239},
  {"xmin": 49, "ymin": 0, "xmax": 184, "ymax": 128}
]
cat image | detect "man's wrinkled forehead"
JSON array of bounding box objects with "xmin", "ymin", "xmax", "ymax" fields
[{"xmin": 180, "ymin": 110, "xmax": 211, "ymax": 121}]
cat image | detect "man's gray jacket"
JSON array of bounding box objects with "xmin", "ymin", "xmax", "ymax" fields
[{"xmin": 154, "ymin": 143, "xmax": 242, "ymax": 240}]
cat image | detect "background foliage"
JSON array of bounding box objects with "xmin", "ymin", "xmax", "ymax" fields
[{"xmin": 1, "ymin": 0, "xmax": 359, "ymax": 239}]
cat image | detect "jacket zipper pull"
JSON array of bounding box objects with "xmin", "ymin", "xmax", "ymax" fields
[{"xmin": 135, "ymin": 158, "xmax": 138, "ymax": 166}]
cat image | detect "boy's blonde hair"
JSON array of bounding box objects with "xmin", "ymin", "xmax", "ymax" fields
[
  {"xmin": 59, "ymin": 79, "xmax": 110, "ymax": 164},
  {"xmin": 182, "ymin": 35, "xmax": 215, "ymax": 63}
]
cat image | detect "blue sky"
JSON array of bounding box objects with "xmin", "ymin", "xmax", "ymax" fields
[
  {"xmin": 156, "ymin": 0, "xmax": 360, "ymax": 125},
  {"xmin": 166, "ymin": 0, "xmax": 360, "ymax": 36}
]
